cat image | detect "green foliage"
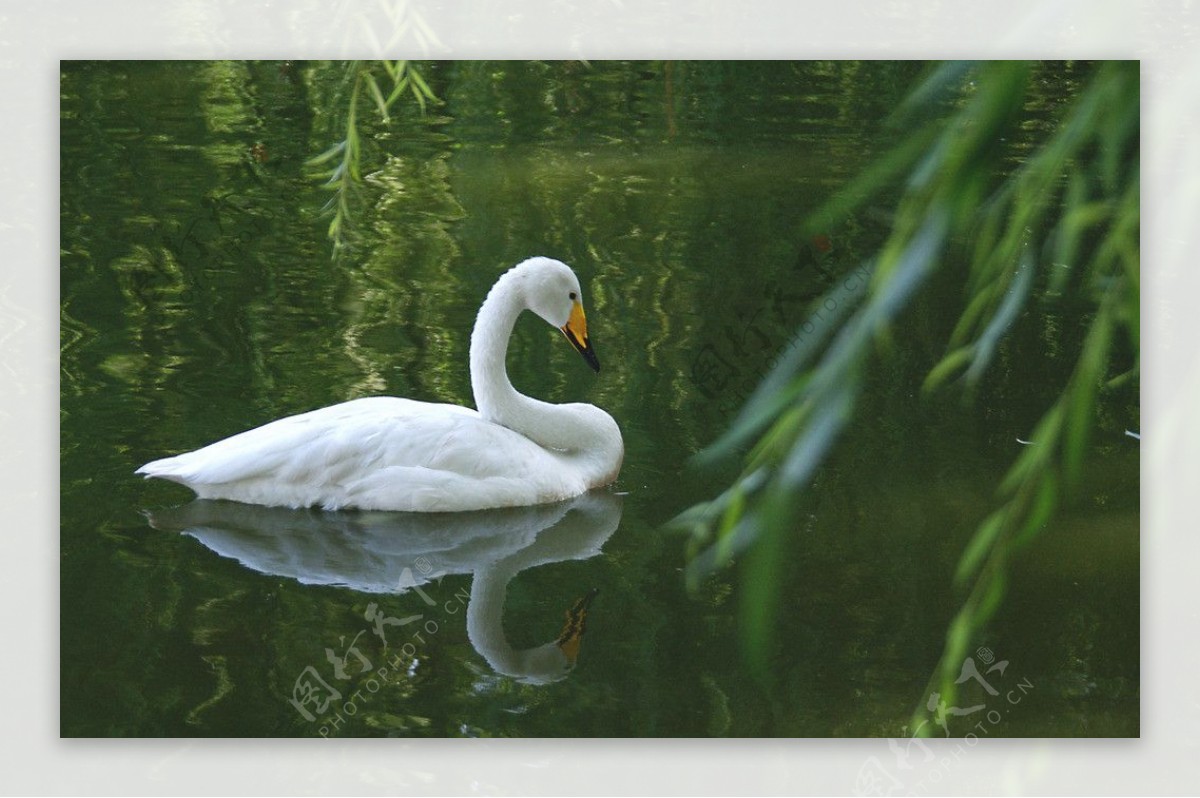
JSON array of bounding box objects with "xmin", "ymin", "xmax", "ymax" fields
[
  {"xmin": 670, "ymin": 61, "xmax": 1139, "ymax": 718},
  {"xmin": 306, "ymin": 60, "xmax": 438, "ymax": 257}
]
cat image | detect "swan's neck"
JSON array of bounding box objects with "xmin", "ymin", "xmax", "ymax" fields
[
  {"xmin": 467, "ymin": 562, "xmax": 574, "ymax": 683},
  {"xmin": 469, "ymin": 269, "xmax": 526, "ymax": 426},
  {"xmin": 469, "ymin": 270, "xmax": 623, "ymax": 487},
  {"xmin": 466, "ymin": 560, "xmax": 525, "ymax": 674}
]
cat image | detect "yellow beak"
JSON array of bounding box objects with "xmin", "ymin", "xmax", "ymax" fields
[{"xmin": 560, "ymin": 301, "xmax": 600, "ymax": 372}]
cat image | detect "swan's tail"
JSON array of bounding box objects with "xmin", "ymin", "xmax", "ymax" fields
[{"xmin": 135, "ymin": 455, "xmax": 194, "ymax": 485}]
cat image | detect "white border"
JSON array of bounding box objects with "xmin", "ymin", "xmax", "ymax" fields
[{"xmin": 8, "ymin": 0, "xmax": 1197, "ymax": 794}]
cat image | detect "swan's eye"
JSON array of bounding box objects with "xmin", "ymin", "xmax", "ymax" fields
[{"xmin": 569, "ymin": 292, "xmax": 577, "ymax": 301}]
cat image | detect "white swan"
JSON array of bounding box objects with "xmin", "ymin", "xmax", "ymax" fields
[{"xmin": 136, "ymin": 257, "xmax": 624, "ymax": 511}]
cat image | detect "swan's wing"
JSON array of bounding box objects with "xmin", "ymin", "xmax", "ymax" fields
[
  {"xmin": 341, "ymin": 405, "xmax": 577, "ymax": 510},
  {"xmin": 136, "ymin": 396, "xmax": 478, "ymax": 486},
  {"xmin": 137, "ymin": 396, "xmax": 575, "ymax": 510}
]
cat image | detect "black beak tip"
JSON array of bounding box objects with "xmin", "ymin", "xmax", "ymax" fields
[
  {"xmin": 564, "ymin": 327, "xmax": 601, "ymax": 373},
  {"xmin": 584, "ymin": 346, "xmax": 601, "ymax": 373}
]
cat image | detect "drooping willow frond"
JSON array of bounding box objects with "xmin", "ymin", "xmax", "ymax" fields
[
  {"xmin": 669, "ymin": 61, "xmax": 1139, "ymax": 718},
  {"xmin": 305, "ymin": 60, "xmax": 439, "ymax": 258}
]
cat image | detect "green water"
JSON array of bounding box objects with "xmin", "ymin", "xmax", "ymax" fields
[{"xmin": 60, "ymin": 61, "xmax": 1138, "ymax": 737}]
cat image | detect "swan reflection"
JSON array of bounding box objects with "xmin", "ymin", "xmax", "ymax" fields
[{"xmin": 145, "ymin": 490, "xmax": 623, "ymax": 684}]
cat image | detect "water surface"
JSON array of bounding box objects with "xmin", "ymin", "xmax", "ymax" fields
[{"xmin": 60, "ymin": 60, "xmax": 1138, "ymax": 737}]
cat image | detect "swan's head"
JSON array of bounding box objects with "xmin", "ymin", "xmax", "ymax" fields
[{"xmin": 517, "ymin": 256, "xmax": 600, "ymax": 373}]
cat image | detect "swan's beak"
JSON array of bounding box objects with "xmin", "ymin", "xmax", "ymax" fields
[
  {"xmin": 555, "ymin": 588, "xmax": 599, "ymax": 666},
  {"xmin": 560, "ymin": 301, "xmax": 600, "ymax": 373}
]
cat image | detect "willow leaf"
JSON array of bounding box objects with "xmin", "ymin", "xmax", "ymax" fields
[{"xmin": 954, "ymin": 510, "xmax": 1005, "ymax": 586}]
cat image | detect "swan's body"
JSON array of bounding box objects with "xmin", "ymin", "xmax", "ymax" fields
[{"xmin": 136, "ymin": 257, "xmax": 623, "ymax": 512}]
